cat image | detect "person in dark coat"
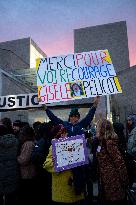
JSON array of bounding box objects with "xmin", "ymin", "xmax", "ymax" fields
[
  {"xmin": 127, "ymin": 115, "xmax": 136, "ymax": 157},
  {"xmin": 0, "ymin": 117, "xmax": 14, "ymax": 134},
  {"xmin": 113, "ymin": 122, "xmax": 127, "ymax": 156},
  {"xmin": 0, "ymin": 124, "xmax": 19, "ymax": 205},
  {"xmin": 126, "ymin": 115, "xmax": 136, "ymax": 184},
  {"xmin": 12, "ymin": 120, "xmax": 22, "ymax": 137},
  {"xmin": 31, "ymin": 122, "xmax": 52, "ymax": 205},
  {"xmin": 45, "ymin": 97, "xmax": 100, "ymax": 137}
]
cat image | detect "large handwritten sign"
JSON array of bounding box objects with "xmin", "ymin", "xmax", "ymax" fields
[
  {"xmin": 52, "ymin": 134, "xmax": 89, "ymax": 172},
  {"xmin": 36, "ymin": 50, "xmax": 122, "ymax": 104}
]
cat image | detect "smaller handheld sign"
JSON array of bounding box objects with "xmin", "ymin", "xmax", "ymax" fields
[{"xmin": 52, "ymin": 134, "xmax": 89, "ymax": 172}]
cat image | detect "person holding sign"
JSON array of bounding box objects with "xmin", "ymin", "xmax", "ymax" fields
[
  {"xmin": 44, "ymin": 96, "xmax": 100, "ymax": 196},
  {"xmin": 44, "ymin": 96, "xmax": 100, "ymax": 137},
  {"xmin": 43, "ymin": 124, "xmax": 85, "ymax": 205}
]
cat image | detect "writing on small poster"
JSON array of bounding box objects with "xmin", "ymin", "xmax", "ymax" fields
[{"xmin": 52, "ymin": 134, "xmax": 89, "ymax": 172}]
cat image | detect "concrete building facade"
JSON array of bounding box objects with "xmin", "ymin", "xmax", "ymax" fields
[
  {"xmin": 74, "ymin": 21, "xmax": 130, "ymax": 72},
  {"xmin": 74, "ymin": 21, "xmax": 135, "ymax": 124},
  {"xmin": 112, "ymin": 65, "xmax": 136, "ymax": 123},
  {"xmin": 0, "ymin": 37, "xmax": 46, "ymax": 123}
]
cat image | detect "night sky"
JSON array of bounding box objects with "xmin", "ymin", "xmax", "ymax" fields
[{"xmin": 0, "ymin": 0, "xmax": 136, "ymax": 66}]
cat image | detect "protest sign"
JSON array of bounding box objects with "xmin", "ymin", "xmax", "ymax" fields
[
  {"xmin": 52, "ymin": 134, "xmax": 89, "ymax": 172},
  {"xmin": 36, "ymin": 50, "xmax": 122, "ymax": 104}
]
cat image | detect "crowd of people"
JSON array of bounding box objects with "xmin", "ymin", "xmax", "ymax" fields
[{"xmin": 0, "ymin": 96, "xmax": 136, "ymax": 205}]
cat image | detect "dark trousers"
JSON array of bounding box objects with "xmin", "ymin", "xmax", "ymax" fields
[
  {"xmin": 103, "ymin": 198, "xmax": 128, "ymax": 205},
  {"xmin": 52, "ymin": 200, "xmax": 85, "ymax": 205},
  {"xmin": 34, "ymin": 174, "xmax": 52, "ymax": 205},
  {"xmin": 0, "ymin": 192, "xmax": 17, "ymax": 205},
  {"xmin": 17, "ymin": 178, "xmax": 37, "ymax": 205}
]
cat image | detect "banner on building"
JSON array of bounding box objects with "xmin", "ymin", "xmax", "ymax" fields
[
  {"xmin": 0, "ymin": 93, "xmax": 41, "ymax": 110},
  {"xmin": 36, "ymin": 50, "xmax": 122, "ymax": 104},
  {"xmin": 52, "ymin": 134, "xmax": 89, "ymax": 172}
]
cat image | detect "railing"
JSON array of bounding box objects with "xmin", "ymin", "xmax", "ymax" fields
[
  {"xmin": 10, "ymin": 68, "xmax": 37, "ymax": 88},
  {"xmin": 0, "ymin": 67, "xmax": 37, "ymax": 92}
]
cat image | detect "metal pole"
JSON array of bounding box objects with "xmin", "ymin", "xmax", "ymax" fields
[{"xmin": 107, "ymin": 95, "xmax": 111, "ymax": 121}]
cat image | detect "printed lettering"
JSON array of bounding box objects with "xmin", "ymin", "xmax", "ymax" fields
[
  {"xmin": 84, "ymin": 53, "xmax": 92, "ymax": 67},
  {"xmin": 31, "ymin": 95, "xmax": 39, "ymax": 105},
  {"xmin": 0, "ymin": 97, "xmax": 6, "ymax": 107},
  {"xmin": 100, "ymin": 50, "xmax": 107, "ymax": 64},
  {"xmin": 7, "ymin": 97, "xmax": 16, "ymax": 107},
  {"xmin": 60, "ymin": 69, "xmax": 67, "ymax": 83},
  {"xmin": 57, "ymin": 56, "xmax": 64, "ymax": 69},
  {"xmin": 90, "ymin": 52, "xmax": 99, "ymax": 65},
  {"xmin": 53, "ymin": 84, "xmax": 61, "ymax": 101},
  {"xmin": 16, "ymin": 96, "xmax": 25, "ymax": 106},
  {"xmin": 76, "ymin": 53, "xmax": 83, "ymax": 67}
]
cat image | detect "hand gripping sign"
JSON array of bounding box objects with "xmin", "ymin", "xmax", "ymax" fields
[
  {"xmin": 52, "ymin": 134, "xmax": 89, "ymax": 172},
  {"xmin": 36, "ymin": 50, "xmax": 122, "ymax": 104}
]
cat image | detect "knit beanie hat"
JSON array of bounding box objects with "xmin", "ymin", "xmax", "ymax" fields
[
  {"xmin": 13, "ymin": 120, "xmax": 22, "ymax": 128},
  {"xmin": 69, "ymin": 108, "xmax": 80, "ymax": 118}
]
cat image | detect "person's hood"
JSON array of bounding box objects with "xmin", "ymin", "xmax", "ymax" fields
[
  {"xmin": 128, "ymin": 115, "xmax": 136, "ymax": 128},
  {"xmin": 0, "ymin": 134, "xmax": 18, "ymax": 148},
  {"xmin": 113, "ymin": 122, "xmax": 124, "ymax": 133}
]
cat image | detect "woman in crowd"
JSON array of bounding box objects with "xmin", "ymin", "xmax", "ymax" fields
[
  {"xmin": 17, "ymin": 125, "xmax": 36, "ymax": 205},
  {"xmin": 43, "ymin": 124, "xmax": 85, "ymax": 205},
  {"xmin": 96, "ymin": 119, "xmax": 129, "ymax": 205}
]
